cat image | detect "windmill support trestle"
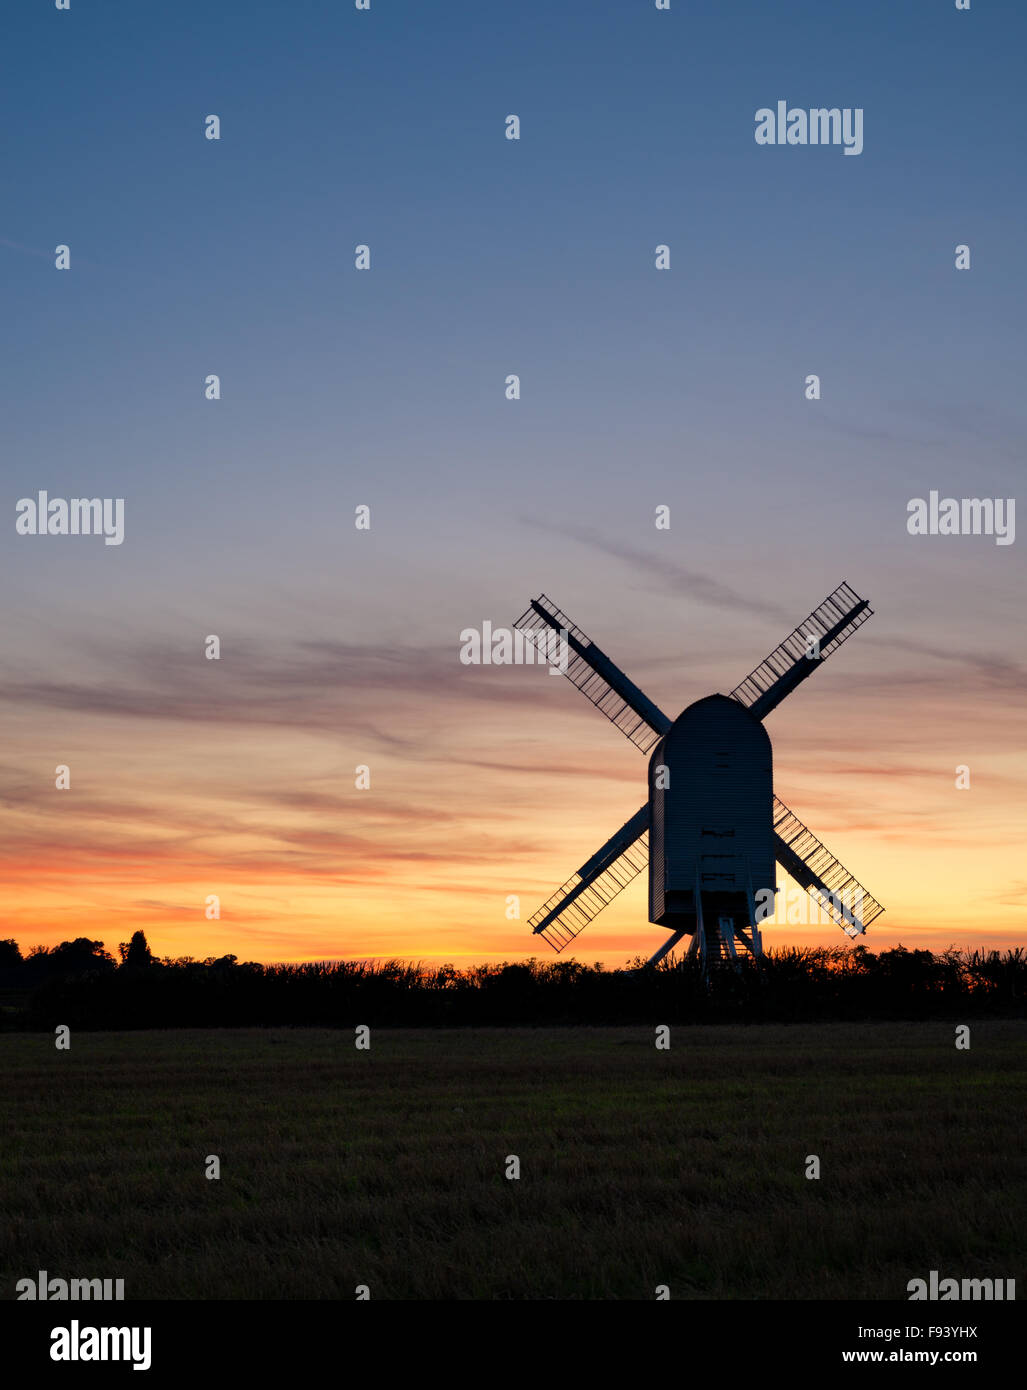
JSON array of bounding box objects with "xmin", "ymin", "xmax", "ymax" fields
[{"xmin": 645, "ymin": 926, "xmax": 689, "ymax": 967}]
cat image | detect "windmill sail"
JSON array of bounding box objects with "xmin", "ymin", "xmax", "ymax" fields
[
  {"xmin": 730, "ymin": 582, "xmax": 872, "ymax": 721},
  {"xmin": 514, "ymin": 595, "xmax": 671, "ymax": 752},
  {"xmin": 529, "ymin": 805, "xmax": 649, "ymax": 950},
  {"xmin": 772, "ymin": 797, "xmax": 883, "ymax": 936}
]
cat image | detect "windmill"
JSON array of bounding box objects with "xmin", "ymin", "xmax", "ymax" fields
[{"xmin": 514, "ymin": 582, "xmax": 884, "ymax": 970}]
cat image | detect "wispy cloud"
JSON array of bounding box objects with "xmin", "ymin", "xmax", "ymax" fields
[
  {"xmin": 520, "ymin": 519, "xmax": 791, "ymax": 620},
  {"xmin": 0, "ymin": 635, "xmax": 533, "ymax": 735},
  {"xmin": 861, "ymin": 634, "xmax": 1025, "ymax": 691}
]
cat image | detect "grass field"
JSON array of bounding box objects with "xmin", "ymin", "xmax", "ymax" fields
[{"xmin": 2, "ymin": 1022, "xmax": 1025, "ymax": 1300}]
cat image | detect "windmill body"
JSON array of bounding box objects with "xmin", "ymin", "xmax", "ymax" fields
[
  {"xmin": 514, "ymin": 583, "xmax": 884, "ymax": 971},
  {"xmin": 649, "ymin": 695, "xmax": 775, "ymax": 960}
]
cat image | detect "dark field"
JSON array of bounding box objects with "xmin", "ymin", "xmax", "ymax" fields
[{"xmin": 2, "ymin": 1022, "xmax": 1024, "ymax": 1300}]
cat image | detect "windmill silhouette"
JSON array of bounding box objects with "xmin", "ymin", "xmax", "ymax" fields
[{"xmin": 514, "ymin": 582, "xmax": 884, "ymax": 971}]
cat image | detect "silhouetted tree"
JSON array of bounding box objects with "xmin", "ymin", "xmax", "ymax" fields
[
  {"xmin": 118, "ymin": 931, "xmax": 155, "ymax": 969},
  {"xmin": 0, "ymin": 938, "xmax": 23, "ymax": 968},
  {"xmin": 45, "ymin": 939, "xmax": 117, "ymax": 975}
]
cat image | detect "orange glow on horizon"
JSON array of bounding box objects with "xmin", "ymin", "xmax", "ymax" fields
[{"xmin": 3, "ymin": 589, "xmax": 1024, "ymax": 970}]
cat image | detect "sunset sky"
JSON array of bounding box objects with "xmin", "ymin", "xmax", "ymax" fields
[{"xmin": 2, "ymin": 0, "xmax": 1024, "ymax": 966}]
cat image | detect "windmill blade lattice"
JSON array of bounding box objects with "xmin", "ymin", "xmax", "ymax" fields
[
  {"xmin": 514, "ymin": 595, "xmax": 670, "ymax": 752},
  {"xmin": 730, "ymin": 582, "xmax": 872, "ymax": 721},
  {"xmin": 528, "ymin": 805, "xmax": 650, "ymax": 950},
  {"xmin": 773, "ymin": 797, "xmax": 884, "ymax": 936}
]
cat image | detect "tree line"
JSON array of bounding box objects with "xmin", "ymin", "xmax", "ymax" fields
[{"xmin": 0, "ymin": 932, "xmax": 1024, "ymax": 1028}]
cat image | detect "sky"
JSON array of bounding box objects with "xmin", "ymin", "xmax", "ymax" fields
[{"xmin": 2, "ymin": 0, "xmax": 1024, "ymax": 967}]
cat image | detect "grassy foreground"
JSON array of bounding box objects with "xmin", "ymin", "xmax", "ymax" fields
[{"xmin": 2, "ymin": 1022, "xmax": 1025, "ymax": 1300}]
